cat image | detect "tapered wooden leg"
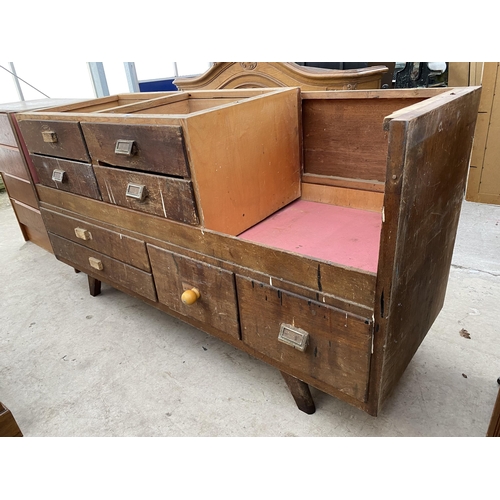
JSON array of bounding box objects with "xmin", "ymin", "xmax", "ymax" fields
[
  {"xmin": 280, "ymin": 371, "xmax": 316, "ymax": 414},
  {"xmin": 74, "ymin": 268, "xmax": 81, "ymax": 273},
  {"xmin": 88, "ymin": 275, "xmax": 101, "ymax": 297}
]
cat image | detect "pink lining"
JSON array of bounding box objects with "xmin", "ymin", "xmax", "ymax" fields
[{"xmin": 238, "ymin": 200, "xmax": 381, "ymax": 273}]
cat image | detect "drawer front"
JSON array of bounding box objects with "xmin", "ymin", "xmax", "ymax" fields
[
  {"xmin": 236, "ymin": 276, "xmax": 372, "ymax": 402},
  {"xmin": 80, "ymin": 122, "xmax": 190, "ymax": 177},
  {"xmin": 93, "ymin": 165, "xmax": 199, "ymax": 224},
  {"xmin": 17, "ymin": 119, "xmax": 90, "ymax": 162},
  {"xmin": 30, "ymin": 154, "xmax": 101, "ymax": 200},
  {"xmin": 0, "ymin": 146, "xmax": 29, "ymax": 180},
  {"xmin": 147, "ymin": 244, "xmax": 240, "ymax": 338},
  {"xmin": 41, "ymin": 207, "xmax": 151, "ymax": 272},
  {"xmin": 0, "ymin": 113, "xmax": 17, "ymax": 147},
  {"xmin": 12, "ymin": 200, "xmax": 46, "ymax": 234},
  {"xmin": 2, "ymin": 173, "xmax": 37, "ymax": 208},
  {"xmin": 49, "ymin": 233, "xmax": 157, "ymax": 302}
]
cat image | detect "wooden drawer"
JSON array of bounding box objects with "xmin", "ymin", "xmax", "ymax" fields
[
  {"xmin": 2, "ymin": 173, "xmax": 37, "ymax": 208},
  {"xmin": 41, "ymin": 207, "xmax": 151, "ymax": 272},
  {"xmin": 12, "ymin": 200, "xmax": 46, "ymax": 234},
  {"xmin": 236, "ymin": 276, "xmax": 373, "ymax": 402},
  {"xmin": 147, "ymin": 244, "xmax": 240, "ymax": 338},
  {"xmin": 93, "ymin": 165, "xmax": 198, "ymax": 224},
  {"xmin": 17, "ymin": 119, "xmax": 90, "ymax": 162},
  {"xmin": 30, "ymin": 154, "xmax": 101, "ymax": 200},
  {"xmin": 81, "ymin": 122, "xmax": 189, "ymax": 177},
  {"xmin": 0, "ymin": 146, "xmax": 29, "ymax": 180},
  {"xmin": 0, "ymin": 113, "xmax": 17, "ymax": 147},
  {"xmin": 49, "ymin": 233, "xmax": 157, "ymax": 301}
]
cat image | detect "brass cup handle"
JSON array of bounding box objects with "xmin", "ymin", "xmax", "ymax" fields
[{"xmin": 181, "ymin": 288, "xmax": 200, "ymax": 305}]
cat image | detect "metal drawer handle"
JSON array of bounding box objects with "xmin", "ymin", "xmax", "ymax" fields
[
  {"xmin": 74, "ymin": 227, "xmax": 91, "ymax": 241},
  {"xmin": 88, "ymin": 257, "xmax": 103, "ymax": 271},
  {"xmin": 126, "ymin": 182, "xmax": 146, "ymax": 202},
  {"xmin": 51, "ymin": 169, "xmax": 66, "ymax": 182},
  {"xmin": 278, "ymin": 324, "xmax": 310, "ymax": 352},
  {"xmin": 42, "ymin": 130, "xmax": 58, "ymax": 143},
  {"xmin": 181, "ymin": 288, "xmax": 200, "ymax": 305},
  {"xmin": 115, "ymin": 139, "xmax": 136, "ymax": 156}
]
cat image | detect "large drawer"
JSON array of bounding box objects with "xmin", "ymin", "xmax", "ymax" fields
[
  {"xmin": 93, "ymin": 165, "xmax": 198, "ymax": 224},
  {"xmin": 147, "ymin": 244, "xmax": 240, "ymax": 338},
  {"xmin": 30, "ymin": 154, "xmax": 101, "ymax": 200},
  {"xmin": 17, "ymin": 119, "xmax": 90, "ymax": 162},
  {"xmin": 2, "ymin": 173, "xmax": 37, "ymax": 208},
  {"xmin": 80, "ymin": 122, "xmax": 190, "ymax": 177},
  {"xmin": 49, "ymin": 233, "xmax": 157, "ymax": 302},
  {"xmin": 0, "ymin": 146, "xmax": 29, "ymax": 180},
  {"xmin": 236, "ymin": 276, "xmax": 373, "ymax": 402},
  {"xmin": 41, "ymin": 208, "xmax": 151, "ymax": 272}
]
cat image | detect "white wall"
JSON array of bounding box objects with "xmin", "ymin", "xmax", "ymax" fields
[{"xmin": 0, "ymin": 62, "xmax": 211, "ymax": 104}]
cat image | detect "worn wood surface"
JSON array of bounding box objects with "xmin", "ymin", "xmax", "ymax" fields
[
  {"xmin": 148, "ymin": 244, "xmax": 240, "ymax": 338},
  {"xmin": 301, "ymin": 183, "xmax": 384, "ymax": 212},
  {"xmin": 370, "ymin": 87, "xmax": 482, "ymax": 414},
  {"xmin": 0, "ymin": 403, "xmax": 23, "ymax": 437},
  {"xmin": 31, "ymin": 154, "xmax": 101, "ymax": 200},
  {"xmin": 302, "ymin": 97, "xmax": 424, "ymax": 182},
  {"xmin": 49, "ymin": 233, "xmax": 157, "ymax": 302},
  {"xmin": 1, "ymin": 173, "xmax": 37, "ymax": 208},
  {"xmin": 174, "ymin": 62, "xmax": 388, "ymax": 91},
  {"xmin": 487, "ymin": 386, "xmax": 500, "ymax": 437},
  {"xmin": 81, "ymin": 122, "xmax": 189, "ymax": 178},
  {"xmin": 0, "ymin": 146, "xmax": 29, "ymax": 180},
  {"xmin": 12, "ymin": 199, "xmax": 46, "ymax": 234},
  {"xmin": 38, "ymin": 186, "xmax": 376, "ymax": 310},
  {"xmin": 93, "ymin": 165, "xmax": 198, "ymax": 224},
  {"xmin": 184, "ymin": 88, "xmax": 301, "ymax": 235},
  {"xmin": 0, "ymin": 113, "xmax": 17, "ymax": 147},
  {"xmin": 237, "ymin": 276, "xmax": 372, "ymax": 402},
  {"xmin": 18, "ymin": 119, "xmax": 90, "ymax": 162},
  {"xmin": 302, "ymin": 173, "xmax": 385, "ymax": 193},
  {"xmin": 41, "ymin": 207, "xmax": 151, "ymax": 271},
  {"xmin": 280, "ymin": 372, "xmax": 316, "ymax": 414}
]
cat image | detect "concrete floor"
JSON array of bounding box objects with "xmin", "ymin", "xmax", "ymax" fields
[{"xmin": 1, "ymin": 190, "xmax": 499, "ymax": 437}]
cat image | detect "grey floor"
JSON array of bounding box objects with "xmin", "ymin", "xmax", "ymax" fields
[{"xmin": 1, "ymin": 190, "xmax": 499, "ymax": 437}]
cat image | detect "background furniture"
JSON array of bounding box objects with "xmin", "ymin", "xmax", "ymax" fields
[{"xmin": 0, "ymin": 99, "xmax": 87, "ymax": 252}]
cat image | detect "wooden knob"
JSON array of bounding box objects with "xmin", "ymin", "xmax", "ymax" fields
[{"xmin": 181, "ymin": 288, "xmax": 200, "ymax": 305}]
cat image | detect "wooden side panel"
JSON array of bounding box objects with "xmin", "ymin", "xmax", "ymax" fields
[
  {"xmin": 0, "ymin": 146, "xmax": 29, "ymax": 180},
  {"xmin": 2, "ymin": 173, "xmax": 37, "ymax": 208},
  {"xmin": 17, "ymin": 119, "xmax": 90, "ymax": 162},
  {"xmin": 23, "ymin": 224, "xmax": 53, "ymax": 253},
  {"xmin": 41, "ymin": 207, "xmax": 151, "ymax": 272},
  {"xmin": 236, "ymin": 276, "xmax": 372, "ymax": 402},
  {"xmin": 12, "ymin": 200, "xmax": 46, "ymax": 234},
  {"xmin": 93, "ymin": 165, "xmax": 198, "ymax": 224},
  {"xmin": 30, "ymin": 155, "xmax": 101, "ymax": 200},
  {"xmin": 487, "ymin": 386, "xmax": 500, "ymax": 437},
  {"xmin": 184, "ymin": 89, "xmax": 301, "ymax": 235},
  {"xmin": 0, "ymin": 113, "xmax": 17, "ymax": 147},
  {"xmin": 147, "ymin": 244, "xmax": 240, "ymax": 338},
  {"xmin": 302, "ymin": 98, "xmax": 425, "ymax": 182},
  {"xmin": 49, "ymin": 233, "xmax": 157, "ymax": 301},
  {"xmin": 80, "ymin": 122, "xmax": 189, "ymax": 178},
  {"xmin": 374, "ymin": 87, "xmax": 482, "ymax": 413}
]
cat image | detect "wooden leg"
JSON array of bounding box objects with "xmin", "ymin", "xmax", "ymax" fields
[
  {"xmin": 280, "ymin": 371, "xmax": 316, "ymax": 415},
  {"xmin": 88, "ymin": 275, "xmax": 101, "ymax": 297},
  {"xmin": 0, "ymin": 402, "xmax": 23, "ymax": 437},
  {"xmin": 74, "ymin": 268, "xmax": 81, "ymax": 273}
]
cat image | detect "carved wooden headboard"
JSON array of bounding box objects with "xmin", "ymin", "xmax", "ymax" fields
[{"xmin": 174, "ymin": 62, "xmax": 388, "ymax": 91}]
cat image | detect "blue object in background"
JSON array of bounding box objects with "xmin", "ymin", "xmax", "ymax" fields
[{"xmin": 138, "ymin": 78, "xmax": 177, "ymax": 92}]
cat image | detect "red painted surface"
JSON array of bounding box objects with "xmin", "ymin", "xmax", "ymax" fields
[{"xmin": 238, "ymin": 200, "xmax": 382, "ymax": 273}]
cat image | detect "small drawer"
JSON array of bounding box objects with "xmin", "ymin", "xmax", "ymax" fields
[
  {"xmin": 2, "ymin": 173, "xmax": 37, "ymax": 208},
  {"xmin": 80, "ymin": 122, "xmax": 190, "ymax": 177},
  {"xmin": 0, "ymin": 146, "xmax": 29, "ymax": 180},
  {"xmin": 17, "ymin": 119, "xmax": 90, "ymax": 162},
  {"xmin": 41, "ymin": 208, "xmax": 151, "ymax": 272},
  {"xmin": 147, "ymin": 244, "xmax": 240, "ymax": 338},
  {"xmin": 236, "ymin": 276, "xmax": 373, "ymax": 402},
  {"xmin": 0, "ymin": 113, "xmax": 17, "ymax": 147},
  {"xmin": 30, "ymin": 154, "xmax": 101, "ymax": 200},
  {"xmin": 49, "ymin": 233, "xmax": 157, "ymax": 302},
  {"xmin": 93, "ymin": 165, "xmax": 198, "ymax": 224}
]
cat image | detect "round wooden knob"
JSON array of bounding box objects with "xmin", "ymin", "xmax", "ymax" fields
[{"xmin": 181, "ymin": 288, "xmax": 200, "ymax": 305}]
